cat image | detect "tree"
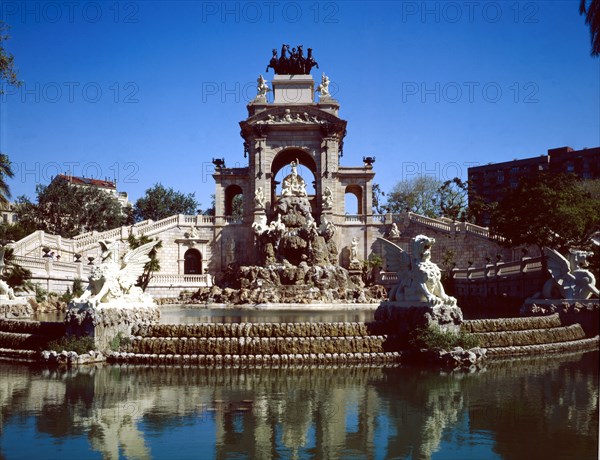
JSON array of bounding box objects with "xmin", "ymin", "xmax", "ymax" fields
[
  {"xmin": 1, "ymin": 245, "xmax": 33, "ymax": 292},
  {"xmin": 372, "ymin": 183, "xmax": 387, "ymax": 214},
  {"xmin": 134, "ymin": 183, "xmax": 198, "ymax": 222},
  {"xmin": 580, "ymin": 0, "xmax": 600, "ymax": 56},
  {"xmin": 0, "ymin": 153, "xmax": 14, "ymax": 206},
  {"xmin": 386, "ymin": 176, "xmax": 442, "ymax": 217},
  {"xmin": 490, "ymin": 172, "xmax": 600, "ymax": 258},
  {"xmin": 0, "ymin": 21, "xmax": 21, "ymax": 93},
  {"xmin": 435, "ymin": 178, "xmax": 470, "ymax": 221},
  {"xmin": 127, "ymin": 234, "xmax": 162, "ymax": 291},
  {"xmin": 14, "ymin": 177, "xmax": 126, "ymax": 238}
]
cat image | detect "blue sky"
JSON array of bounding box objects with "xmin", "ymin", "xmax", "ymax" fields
[{"xmin": 1, "ymin": 1, "xmax": 598, "ymax": 209}]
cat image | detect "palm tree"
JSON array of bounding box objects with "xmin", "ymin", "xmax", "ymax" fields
[
  {"xmin": 0, "ymin": 154, "xmax": 14, "ymax": 207},
  {"xmin": 580, "ymin": 0, "xmax": 600, "ymax": 56}
]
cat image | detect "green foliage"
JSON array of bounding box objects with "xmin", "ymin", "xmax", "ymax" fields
[
  {"xmin": 0, "ymin": 246, "xmax": 33, "ymax": 292},
  {"xmin": 230, "ymin": 194, "xmax": 244, "ymax": 219},
  {"xmin": 72, "ymin": 278, "xmax": 84, "ymax": 297},
  {"xmin": 59, "ymin": 278, "xmax": 84, "ymax": 303},
  {"xmin": 580, "ymin": 0, "xmax": 600, "ymax": 56},
  {"xmin": 386, "ymin": 176, "xmax": 443, "ymax": 217},
  {"xmin": 134, "ymin": 183, "xmax": 198, "ymax": 222},
  {"xmin": 109, "ymin": 332, "xmax": 131, "ymax": 351},
  {"xmin": 372, "ymin": 183, "xmax": 387, "ymax": 214},
  {"xmin": 14, "ymin": 177, "xmax": 126, "ymax": 238},
  {"xmin": 409, "ymin": 325, "xmax": 480, "ymax": 351},
  {"xmin": 201, "ymin": 194, "xmax": 216, "ymax": 216},
  {"xmin": 490, "ymin": 172, "xmax": 600, "ymax": 253},
  {"xmin": 0, "ymin": 153, "xmax": 15, "ymax": 207},
  {"xmin": 435, "ymin": 178, "xmax": 470, "ymax": 221},
  {"xmin": 0, "ymin": 22, "xmax": 22, "ymax": 93},
  {"xmin": 0, "ymin": 222, "xmax": 31, "ymax": 241},
  {"xmin": 127, "ymin": 234, "xmax": 162, "ymax": 290},
  {"xmin": 35, "ymin": 285, "xmax": 47, "ymax": 303},
  {"xmin": 47, "ymin": 336, "xmax": 96, "ymax": 354}
]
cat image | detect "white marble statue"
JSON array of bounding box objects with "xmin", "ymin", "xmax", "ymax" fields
[
  {"xmin": 378, "ymin": 235, "xmax": 457, "ymax": 307},
  {"xmin": 268, "ymin": 213, "xmax": 286, "ymax": 235},
  {"xmin": 316, "ymin": 73, "xmax": 330, "ymax": 97},
  {"xmin": 350, "ymin": 237, "xmax": 359, "ymax": 262},
  {"xmin": 252, "ymin": 214, "xmax": 269, "ymax": 235},
  {"xmin": 281, "ymin": 160, "xmax": 307, "ymax": 197},
  {"xmin": 256, "ymin": 74, "xmax": 270, "ymax": 98},
  {"xmin": 389, "ymin": 223, "xmax": 400, "ymax": 238},
  {"xmin": 185, "ymin": 226, "xmax": 199, "ymax": 239},
  {"xmin": 255, "ymin": 187, "xmax": 265, "ymax": 208},
  {"xmin": 322, "ymin": 186, "xmax": 333, "ymax": 209},
  {"xmin": 319, "ymin": 215, "xmax": 336, "ymax": 238},
  {"xmin": 72, "ymin": 239, "xmax": 159, "ymax": 307},
  {"xmin": 542, "ymin": 247, "xmax": 599, "ymax": 300}
]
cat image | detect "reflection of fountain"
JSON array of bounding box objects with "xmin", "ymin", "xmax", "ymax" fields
[
  {"xmin": 211, "ymin": 161, "xmax": 386, "ymax": 304},
  {"xmin": 0, "ymin": 355, "xmax": 597, "ymax": 459}
]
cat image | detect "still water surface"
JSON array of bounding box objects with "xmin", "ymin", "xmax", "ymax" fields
[{"xmin": 0, "ymin": 351, "xmax": 597, "ymax": 459}]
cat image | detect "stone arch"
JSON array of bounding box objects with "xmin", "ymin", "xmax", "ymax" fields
[
  {"xmin": 224, "ymin": 184, "xmax": 244, "ymax": 216},
  {"xmin": 271, "ymin": 148, "xmax": 318, "ymax": 199},
  {"xmin": 345, "ymin": 184, "xmax": 363, "ymax": 214},
  {"xmin": 184, "ymin": 248, "xmax": 202, "ymax": 274}
]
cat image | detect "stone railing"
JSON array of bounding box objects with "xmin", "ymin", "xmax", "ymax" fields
[
  {"xmin": 150, "ymin": 274, "xmax": 212, "ymax": 286},
  {"xmin": 451, "ymin": 257, "xmax": 543, "ymax": 280},
  {"xmin": 344, "ymin": 215, "xmax": 366, "ymax": 223}
]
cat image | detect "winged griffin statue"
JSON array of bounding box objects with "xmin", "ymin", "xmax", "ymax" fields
[
  {"xmin": 73, "ymin": 239, "xmax": 159, "ymax": 307},
  {"xmin": 542, "ymin": 247, "xmax": 599, "ymax": 300},
  {"xmin": 378, "ymin": 235, "xmax": 457, "ymax": 307}
]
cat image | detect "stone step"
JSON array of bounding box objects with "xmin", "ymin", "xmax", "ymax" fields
[
  {"xmin": 484, "ymin": 336, "xmax": 599, "ymax": 357},
  {"xmin": 107, "ymin": 351, "xmax": 404, "ymax": 366},
  {"xmin": 0, "ymin": 331, "xmax": 55, "ymax": 351},
  {"xmin": 462, "ymin": 314, "xmax": 562, "ymax": 333},
  {"xmin": 120, "ymin": 335, "xmax": 396, "ymax": 356},
  {"xmin": 0, "ymin": 319, "xmax": 66, "ymax": 337},
  {"xmin": 0, "ymin": 347, "xmax": 39, "ymax": 362},
  {"xmin": 132, "ymin": 322, "xmax": 387, "ymax": 339},
  {"xmin": 471, "ymin": 324, "xmax": 586, "ymax": 348}
]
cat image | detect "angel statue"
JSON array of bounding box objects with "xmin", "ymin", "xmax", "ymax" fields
[
  {"xmin": 542, "ymin": 247, "xmax": 599, "ymax": 300},
  {"xmin": 256, "ymin": 74, "xmax": 270, "ymax": 99},
  {"xmin": 72, "ymin": 239, "xmax": 159, "ymax": 307},
  {"xmin": 378, "ymin": 235, "xmax": 457, "ymax": 307}
]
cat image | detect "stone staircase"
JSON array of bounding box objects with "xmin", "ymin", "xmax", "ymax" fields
[
  {"xmin": 461, "ymin": 313, "xmax": 599, "ymax": 357},
  {"xmin": 109, "ymin": 321, "xmax": 404, "ymax": 365},
  {"xmin": 0, "ymin": 319, "xmax": 66, "ymax": 362}
]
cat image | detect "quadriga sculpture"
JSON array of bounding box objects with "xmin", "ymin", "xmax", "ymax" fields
[
  {"xmin": 543, "ymin": 247, "xmax": 599, "ymax": 300},
  {"xmin": 378, "ymin": 235, "xmax": 457, "ymax": 307}
]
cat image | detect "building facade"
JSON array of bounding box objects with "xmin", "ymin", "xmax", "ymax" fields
[{"xmin": 468, "ymin": 146, "xmax": 600, "ymax": 225}]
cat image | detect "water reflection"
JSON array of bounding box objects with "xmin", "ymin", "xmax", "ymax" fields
[{"xmin": 0, "ymin": 352, "xmax": 597, "ymax": 460}]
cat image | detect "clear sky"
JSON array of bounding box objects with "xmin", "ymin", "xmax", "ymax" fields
[{"xmin": 1, "ymin": 1, "xmax": 598, "ymax": 209}]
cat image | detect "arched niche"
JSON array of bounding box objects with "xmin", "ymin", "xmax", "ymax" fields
[{"xmin": 184, "ymin": 248, "xmax": 202, "ymax": 274}]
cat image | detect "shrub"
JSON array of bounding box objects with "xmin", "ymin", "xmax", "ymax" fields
[
  {"xmin": 409, "ymin": 325, "xmax": 480, "ymax": 351},
  {"xmin": 46, "ymin": 336, "xmax": 96, "ymax": 354},
  {"xmin": 109, "ymin": 332, "xmax": 131, "ymax": 351}
]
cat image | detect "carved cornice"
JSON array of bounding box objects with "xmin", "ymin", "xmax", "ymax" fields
[{"xmin": 240, "ymin": 106, "xmax": 346, "ymax": 140}]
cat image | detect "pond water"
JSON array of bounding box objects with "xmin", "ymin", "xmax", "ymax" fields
[{"xmin": 0, "ymin": 351, "xmax": 597, "ymax": 459}]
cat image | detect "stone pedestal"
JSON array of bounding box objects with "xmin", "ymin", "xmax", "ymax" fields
[
  {"xmin": 375, "ymin": 301, "xmax": 464, "ymax": 336},
  {"xmin": 65, "ymin": 302, "xmax": 160, "ymax": 352},
  {"xmin": 272, "ymin": 75, "xmax": 314, "ymax": 104},
  {"xmin": 0, "ymin": 296, "xmax": 33, "ymax": 319}
]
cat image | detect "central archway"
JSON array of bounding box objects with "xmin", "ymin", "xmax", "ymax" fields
[{"xmin": 271, "ymin": 148, "xmax": 318, "ymax": 199}]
